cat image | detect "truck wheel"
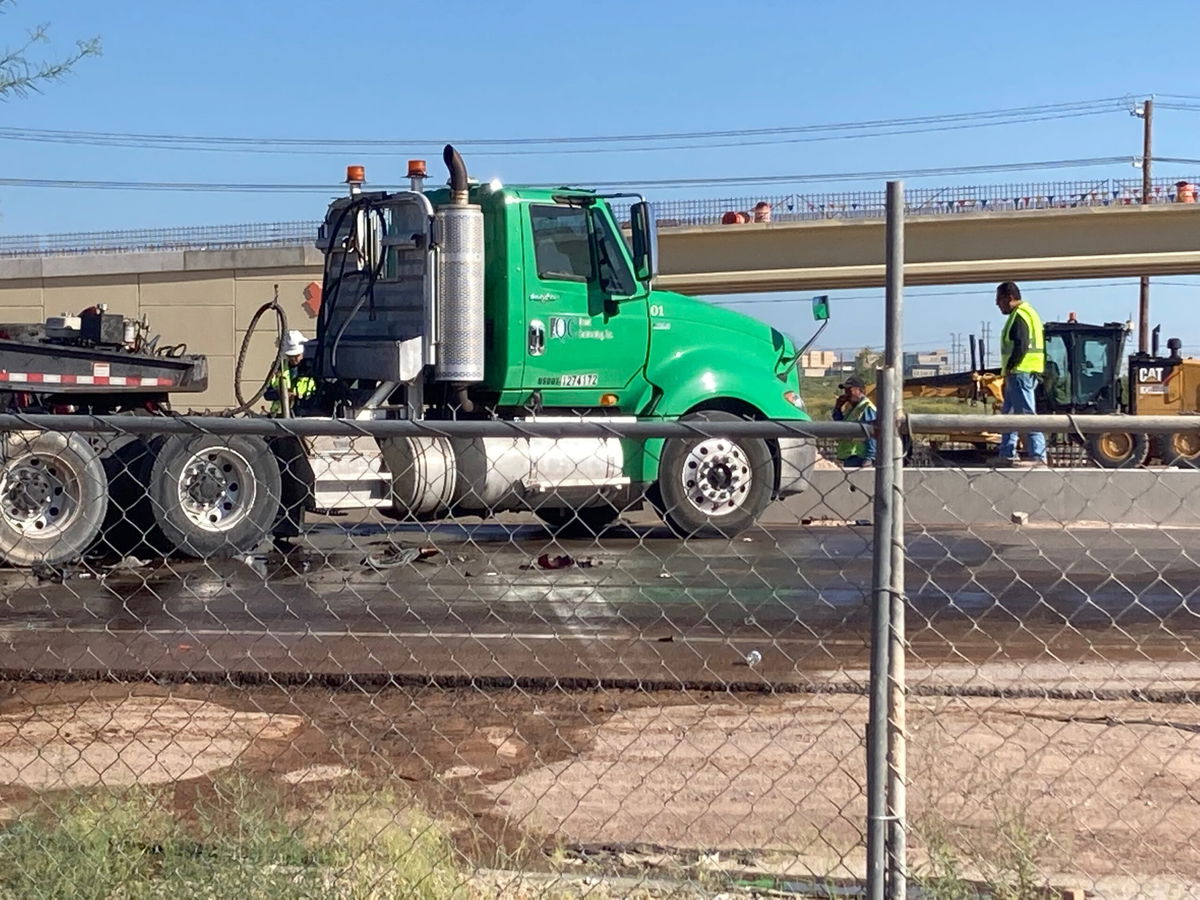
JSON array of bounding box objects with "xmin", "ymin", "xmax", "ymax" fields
[
  {"xmin": 537, "ymin": 504, "xmax": 621, "ymax": 536},
  {"xmin": 656, "ymin": 411, "xmax": 772, "ymax": 538},
  {"xmin": 98, "ymin": 438, "xmax": 174, "ymax": 557},
  {"xmin": 1085, "ymin": 432, "xmax": 1149, "ymax": 469},
  {"xmin": 0, "ymin": 431, "xmax": 107, "ymax": 567},
  {"xmin": 1159, "ymin": 432, "xmax": 1200, "ymax": 469},
  {"xmin": 148, "ymin": 434, "xmax": 281, "ymax": 558}
]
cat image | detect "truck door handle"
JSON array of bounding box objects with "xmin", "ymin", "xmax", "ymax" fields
[{"xmin": 528, "ymin": 320, "xmax": 545, "ymax": 356}]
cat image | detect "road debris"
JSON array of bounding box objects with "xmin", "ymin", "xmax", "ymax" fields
[
  {"xmin": 105, "ymin": 556, "xmax": 149, "ymax": 574},
  {"xmin": 31, "ymin": 564, "xmax": 82, "ymax": 584},
  {"xmin": 743, "ymin": 650, "xmax": 763, "ymax": 668},
  {"xmin": 236, "ymin": 554, "xmax": 269, "ymax": 579},
  {"xmin": 365, "ymin": 545, "xmax": 441, "ymax": 569},
  {"xmin": 525, "ymin": 554, "xmax": 601, "ymax": 571}
]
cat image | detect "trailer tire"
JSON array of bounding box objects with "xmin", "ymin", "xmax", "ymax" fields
[
  {"xmin": 536, "ymin": 504, "xmax": 622, "ymax": 537},
  {"xmin": 148, "ymin": 434, "xmax": 281, "ymax": 558},
  {"xmin": 655, "ymin": 410, "xmax": 772, "ymax": 538},
  {"xmin": 97, "ymin": 437, "xmax": 174, "ymax": 557},
  {"xmin": 1158, "ymin": 431, "xmax": 1200, "ymax": 469},
  {"xmin": 0, "ymin": 431, "xmax": 107, "ymax": 567},
  {"xmin": 1085, "ymin": 432, "xmax": 1149, "ymax": 469}
]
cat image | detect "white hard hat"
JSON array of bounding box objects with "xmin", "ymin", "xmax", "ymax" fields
[{"xmin": 282, "ymin": 330, "xmax": 307, "ymax": 356}]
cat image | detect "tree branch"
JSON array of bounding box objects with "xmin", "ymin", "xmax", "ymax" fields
[{"xmin": 0, "ymin": 6, "xmax": 100, "ymax": 100}]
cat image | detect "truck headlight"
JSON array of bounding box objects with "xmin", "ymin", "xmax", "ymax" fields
[{"xmin": 783, "ymin": 390, "xmax": 805, "ymax": 411}]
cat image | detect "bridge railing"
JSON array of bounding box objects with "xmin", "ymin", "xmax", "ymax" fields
[
  {"xmin": 646, "ymin": 173, "xmax": 1200, "ymax": 227},
  {"xmin": 0, "ymin": 173, "xmax": 1198, "ymax": 257},
  {"xmin": 0, "ymin": 220, "xmax": 320, "ymax": 257}
]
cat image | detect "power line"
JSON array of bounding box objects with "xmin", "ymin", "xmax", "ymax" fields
[
  {"xmin": 0, "ymin": 177, "xmax": 334, "ymax": 193},
  {"xmin": 569, "ymin": 157, "xmax": 1138, "ymax": 189},
  {"xmin": 0, "ymin": 97, "xmax": 1131, "ymax": 158},
  {"xmin": 0, "ymin": 156, "xmax": 1155, "ymax": 194},
  {"xmin": 0, "ymin": 109, "xmax": 1121, "ymax": 158}
]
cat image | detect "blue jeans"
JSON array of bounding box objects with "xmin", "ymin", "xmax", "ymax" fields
[{"xmin": 998, "ymin": 372, "xmax": 1047, "ymax": 461}]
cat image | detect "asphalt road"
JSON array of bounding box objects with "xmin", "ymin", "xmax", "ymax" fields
[{"xmin": 1, "ymin": 519, "xmax": 1197, "ymax": 690}]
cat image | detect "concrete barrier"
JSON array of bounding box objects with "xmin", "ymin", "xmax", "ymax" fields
[{"xmin": 774, "ymin": 468, "xmax": 1200, "ymax": 527}]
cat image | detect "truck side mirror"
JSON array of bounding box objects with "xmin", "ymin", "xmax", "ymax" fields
[
  {"xmin": 812, "ymin": 295, "xmax": 830, "ymax": 321},
  {"xmin": 630, "ymin": 201, "xmax": 658, "ymax": 282}
]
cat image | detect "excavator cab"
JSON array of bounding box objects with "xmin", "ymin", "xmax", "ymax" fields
[{"xmin": 1038, "ymin": 322, "xmax": 1127, "ymax": 415}]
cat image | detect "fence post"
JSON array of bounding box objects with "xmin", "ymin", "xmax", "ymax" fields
[
  {"xmin": 885, "ymin": 180, "xmax": 908, "ymax": 897},
  {"xmin": 866, "ymin": 180, "xmax": 905, "ymax": 899}
]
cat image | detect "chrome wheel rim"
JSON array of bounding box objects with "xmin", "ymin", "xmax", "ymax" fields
[
  {"xmin": 177, "ymin": 447, "xmax": 255, "ymax": 532},
  {"xmin": 680, "ymin": 438, "xmax": 751, "ymax": 517},
  {"xmin": 0, "ymin": 453, "xmax": 81, "ymax": 538}
]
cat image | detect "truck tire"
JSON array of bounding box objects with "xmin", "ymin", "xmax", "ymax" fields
[
  {"xmin": 97, "ymin": 437, "xmax": 174, "ymax": 557},
  {"xmin": 655, "ymin": 410, "xmax": 772, "ymax": 538},
  {"xmin": 148, "ymin": 434, "xmax": 281, "ymax": 558},
  {"xmin": 1085, "ymin": 432, "xmax": 1149, "ymax": 469},
  {"xmin": 536, "ymin": 504, "xmax": 622, "ymax": 537},
  {"xmin": 0, "ymin": 431, "xmax": 107, "ymax": 567},
  {"xmin": 1159, "ymin": 431, "xmax": 1200, "ymax": 469}
]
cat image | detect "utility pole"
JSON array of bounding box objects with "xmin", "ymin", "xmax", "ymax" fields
[{"xmin": 1137, "ymin": 97, "xmax": 1153, "ymax": 353}]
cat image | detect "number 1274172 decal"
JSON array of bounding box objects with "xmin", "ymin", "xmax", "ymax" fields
[{"xmin": 537, "ymin": 373, "xmax": 599, "ymax": 387}]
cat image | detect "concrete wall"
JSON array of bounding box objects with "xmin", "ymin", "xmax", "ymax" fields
[
  {"xmin": 776, "ymin": 468, "xmax": 1200, "ymax": 527},
  {"xmin": 0, "ymin": 248, "xmax": 323, "ymax": 410}
]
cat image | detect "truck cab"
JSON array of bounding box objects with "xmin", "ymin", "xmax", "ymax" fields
[{"xmin": 310, "ymin": 146, "xmax": 814, "ymax": 536}]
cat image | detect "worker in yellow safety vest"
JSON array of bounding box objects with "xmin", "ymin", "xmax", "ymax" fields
[
  {"xmin": 266, "ymin": 329, "xmax": 316, "ymax": 416},
  {"xmin": 993, "ymin": 281, "xmax": 1047, "ymax": 466},
  {"xmin": 832, "ymin": 375, "xmax": 877, "ymax": 467}
]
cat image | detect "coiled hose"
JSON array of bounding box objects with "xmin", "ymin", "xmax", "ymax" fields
[{"xmin": 231, "ymin": 294, "xmax": 290, "ymax": 416}]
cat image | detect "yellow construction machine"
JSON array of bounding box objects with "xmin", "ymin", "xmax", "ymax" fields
[{"xmin": 883, "ymin": 320, "xmax": 1200, "ymax": 467}]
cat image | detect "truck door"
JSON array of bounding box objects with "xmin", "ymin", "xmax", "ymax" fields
[{"xmin": 521, "ymin": 202, "xmax": 649, "ymax": 403}]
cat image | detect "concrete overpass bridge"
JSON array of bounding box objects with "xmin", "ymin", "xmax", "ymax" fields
[
  {"xmin": 0, "ymin": 179, "xmax": 1198, "ymax": 408},
  {"xmin": 656, "ymin": 202, "xmax": 1200, "ymax": 293}
]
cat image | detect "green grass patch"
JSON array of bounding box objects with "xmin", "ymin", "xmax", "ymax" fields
[{"xmin": 0, "ymin": 773, "xmax": 465, "ymax": 899}]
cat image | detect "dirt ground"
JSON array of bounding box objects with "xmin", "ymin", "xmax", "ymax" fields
[{"xmin": 1, "ymin": 680, "xmax": 1198, "ymax": 898}]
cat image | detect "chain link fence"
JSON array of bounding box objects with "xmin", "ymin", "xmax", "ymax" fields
[{"xmin": 0, "ymin": 410, "xmax": 1197, "ymax": 897}]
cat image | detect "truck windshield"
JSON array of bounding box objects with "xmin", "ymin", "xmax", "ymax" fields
[{"xmin": 591, "ymin": 210, "xmax": 636, "ymax": 296}]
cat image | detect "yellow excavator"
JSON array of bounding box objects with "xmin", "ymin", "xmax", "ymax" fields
[{"xmin": 886, "ymin": 320, "xmax": 1200, "ymax": 468}]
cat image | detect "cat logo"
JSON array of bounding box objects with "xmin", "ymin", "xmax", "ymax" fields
[{"xmin": 1138, "ymin": 366, "xmax": 1165, "ymax": 383}]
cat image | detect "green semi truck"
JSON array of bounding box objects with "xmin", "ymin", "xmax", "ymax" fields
[{"xmin": 0, "ymin": 145, "xmax": 816, "ymax": 565}]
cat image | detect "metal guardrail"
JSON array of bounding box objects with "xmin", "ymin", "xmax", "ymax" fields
[
  {"xmin": 0, "ymin": 220, "xmax": 319, "ymax": 257},
  {"xmin": 1, "ymin": 173, "xmax": 1198, "ymax": 258}
]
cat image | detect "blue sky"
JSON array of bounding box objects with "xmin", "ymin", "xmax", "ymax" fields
[{"xmin": 3, "ymin": 0, "xmax": 1200, "ymax": 357}]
